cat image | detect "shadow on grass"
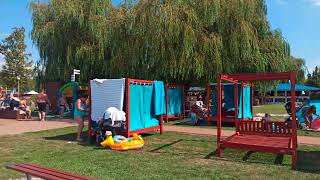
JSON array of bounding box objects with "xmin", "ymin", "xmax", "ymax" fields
[
  {"xmin": 204, "ymin": 150, "xmax": 217, "ymax": 159},
  {"xmin": 149, "ymin": 139, "xmax": 183, "ymax": 152},
  {"xmin": 205, "ymin": 149, "xmax": 320, "ymax": 172},
  {"xmin": 171, "ymin": 120, "xmax": 235, "ymax": 128},
  {"xmin": 297, "ymin": 151, "xmax": 320, "ymax": 173},
  {"xmin": 42, "ymin": 130, "xmax": 157, "ymax": 148},
  {"xmin": 42, "ymin": 130, "xmax": 94, "ymax": 147}
]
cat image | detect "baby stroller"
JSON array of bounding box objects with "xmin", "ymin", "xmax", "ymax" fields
[{"xmin": 92, "ymin": 116, "xmax": 126, "ymax": 146}]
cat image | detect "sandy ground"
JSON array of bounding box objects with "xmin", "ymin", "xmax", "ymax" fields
[{"xmin": 0, "ymin": 118, "xmax": 77, "ymax": 136}]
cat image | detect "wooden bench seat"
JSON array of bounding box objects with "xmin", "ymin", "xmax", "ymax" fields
[
  {"xmin": 6, "ymin": 163, "xmax": 96, "ymax": 180},
  {"xmin": 0, "ymin": 109, "xmax": 17, "ymax": 119}
]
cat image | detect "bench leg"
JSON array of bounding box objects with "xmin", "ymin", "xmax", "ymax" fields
[
  {"xmin": 26, "ymin": 174, "xmax": 32, "ymax": 180},
  {"xmin": 292, "ymin": 151, "xmax": 298, "ymax": 169},
  {"xmin": 217, "ymin": 146, "xmax": 223, "ymax": 157}
]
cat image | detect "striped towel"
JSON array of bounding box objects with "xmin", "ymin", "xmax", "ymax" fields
[{"xmin": 90, "ymin": 79, "xmax": 125, "ymax": 122}]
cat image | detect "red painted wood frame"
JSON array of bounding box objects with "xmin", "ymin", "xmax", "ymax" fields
[
  {"xmin": 88, "ymin": 80, "xmax": 93, "ymax": 138},
  {"xmin": 216, "ymin": 72, "xmax": 298, "ymax": 169},
  {"xmin": 126, "ymin": 78, "xmax": 163, "ymax": 137},
  {"xmin": 164, "ymin": 84, "xmax": 185, "ymax": 123},
  {"xmin": 206, "ymin": 82, "xmax": 252, "ymax": 125},
  {"xmin": 87, "ymin": 78, "xmax": 163, "ymax": 139}
]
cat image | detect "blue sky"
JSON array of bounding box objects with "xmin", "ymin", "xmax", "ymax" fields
[{"xmin": 0, "ymin": 0, "xmax": 319, "ymax": 72}]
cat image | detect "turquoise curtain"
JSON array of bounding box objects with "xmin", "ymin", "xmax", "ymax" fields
[
  {"xmin": 238, "ymin": 86, "xmax": 253, "ymax": 119},
  {"xmin": 154, "ymin": 81, "xmax": 166, "ymax": 115},
  {"xmin": 211, "ymin": 85, "xmax": 236, "ymax": 116},
  {"xmin": 72, "ymin": 82, "xmax": 78, "ymax": 117},
  {"xmin": 211, "ymin": 84, "xmax": 252, "ymax": 119},
  {"xmin": 167, "ymin": 88, "xmax": 183, "ymax": 115},
  {"xmin": 129, "ymin": 84, "xmax": 160, "ymax": 131}
]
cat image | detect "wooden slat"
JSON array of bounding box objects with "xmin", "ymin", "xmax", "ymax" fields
[
  {"xmin": 24, "ymin": 163, "xmax": 95, "ymax": 180},
  {"xmin": 19, "ymin": 164, "xmax": 79, "ymax": 180},
  {"xmin": 238, "ymin": 121, "xmax": 292, "ymax": 136},
  {"xmin": 225, "ymin": 72, "xmax": 291, "ymax": 81},
  {"xmin": 6, "ymin": 165, "xmax": 66, "ymax": 180},
  {"xmin": 221, "ymin": 134, "xmax": 292, "ymax": 150},
  {"xmin": 7, "ymin": 164, "xmax": 96, "ymax": 180}
]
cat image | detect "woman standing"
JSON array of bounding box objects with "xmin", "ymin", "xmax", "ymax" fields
[{"xmin": 74, "ymin": 92, "xmax": 89, "ymax": 142}]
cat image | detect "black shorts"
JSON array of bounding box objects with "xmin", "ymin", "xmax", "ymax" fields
[{"xmin": 37, "ymin": 102, "xmax": 46, "ymax": 112}]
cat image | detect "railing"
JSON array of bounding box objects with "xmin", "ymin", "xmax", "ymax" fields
[
  {"xmin": 259, "ymin": 96, "xmax": 309, "ymax": 104},
  {"xmin": 238, "ymin": 121, "xmax": 292, "ymax": 136}
]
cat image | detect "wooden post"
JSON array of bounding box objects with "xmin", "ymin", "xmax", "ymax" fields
[
  {"xmin": 217, "ymin": 76, "xmax": 222, "ymax": 157},
  {"xmin": 160, "ymin": 115, "xmax": 163, "ymax": 134},
  {"xmin": 285, "ymin": 91, "xmax": 287, "ymax": 103},
  {"xmin": 87, "ymin": 80, "xmax": 92, "ymax": 139},
  {"xmin": 206, "ymin": 83, "xmax": 211, "ymax": 121},
  {"xmin": 250, "ymin": 84, "xmax": 253, "ymax": 116},
  {"xmin": 234, "ymin": 82, "xmax": 239, "ymax": 132},
  {"xmin": 241, "ymin": 82, "xmax": 244, "ymax": 121},
  {"xmin": 182, "ymin": 85, "xmax": 185, "ymax": 117},
  {"xmin": 290, "ymin": 72, "xmax": 298, "ymax": 169},
  {"xmin": 126, "ymin": 78, "xmax": 131, "ymax": 138},
  {"xmin": 165, "ymin": 84, "xmax": 169, "ymax": 123}
]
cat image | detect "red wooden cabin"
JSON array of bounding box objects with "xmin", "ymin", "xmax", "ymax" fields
[
  {"xmin": 88, "ymin": 78, "xmax": 163, "ymax": 138},
  {"xmin": 164, "ymin": 84, "xmax": 185, "ymax": 123},
  {"xmin": 216, "ymin": 72, "xmax": 298, "ymax": 169}
]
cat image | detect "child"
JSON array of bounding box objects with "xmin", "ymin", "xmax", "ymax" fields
[{"xmin": 262, "ymin": 113, "xmax": 272, "ymax": 122}]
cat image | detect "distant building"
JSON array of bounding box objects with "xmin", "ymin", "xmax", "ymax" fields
[{"xmin": 257, "ymin": 83, "xmax": 320, "ymax": 104}]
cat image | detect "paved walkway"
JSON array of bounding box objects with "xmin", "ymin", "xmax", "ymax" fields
[
  {"xmin": 164, "ymin": 125, "xmax": 320, "ymax": 146},
  {"xmin": 0, "ymin": 118, "xmax": 77, "ymax": 136}
]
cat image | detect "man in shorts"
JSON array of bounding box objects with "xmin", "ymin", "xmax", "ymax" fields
[{"xmin": 36, "ymin": 89, "xmax": 51, "ymax": 121}]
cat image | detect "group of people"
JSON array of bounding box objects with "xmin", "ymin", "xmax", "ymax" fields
[
  {"xmin": 38, "ymin": 90, "xmax": 90, "ymax": 142},
  {"xmin": 187, "ymin": 95, "xmax": 208, "ymax": 125},
  {"xmin": 0, "ymin": 86, "xmax": 90, "ymax": 141},
  {"xmin": 0, "ymin": 88, "xmax": 52, "ymax": 121}
]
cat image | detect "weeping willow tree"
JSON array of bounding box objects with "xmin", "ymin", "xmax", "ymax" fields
[{"xmin": 30, "ymin": 0, "xmax": 299, "ymax": 85}]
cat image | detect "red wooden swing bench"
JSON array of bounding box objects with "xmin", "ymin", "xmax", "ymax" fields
[{"xmin": 216, "ymin": 72, "xmax": 298, "ymax": 169}]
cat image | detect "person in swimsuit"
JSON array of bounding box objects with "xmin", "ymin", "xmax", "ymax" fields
[
  {"xmin": 19, "ymin": 97, "xmax": 31, "ymax": 119},
  {"xmin": 74, "ymin": 92, "xmax": 89, "ymax": 142},
  {"xmin": 36, "ymin": 89, "xmax": 51, "ymax": 121},
  {"xmin": 59, "ymin": 96, "xmax": 67, "ymax": 118},
  {"xmin": 302, "ymin": 105, "xmax": 317, "ymax": 129}
]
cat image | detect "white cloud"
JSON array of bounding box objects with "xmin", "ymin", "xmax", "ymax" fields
[{"xmin": 309, "ymin": 0, "xmax": 320, "ymax": 6}]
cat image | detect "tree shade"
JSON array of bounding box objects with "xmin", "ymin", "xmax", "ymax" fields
[{"xmin": 30, "ymin": 0, "xmax": 300, "ymax": 85}]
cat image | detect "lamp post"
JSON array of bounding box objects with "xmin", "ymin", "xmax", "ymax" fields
[{"xmin": 17, "ymin": 76, "xmax": 20, "ymax": 97}]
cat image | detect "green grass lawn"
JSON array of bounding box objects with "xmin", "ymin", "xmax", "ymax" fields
[
  {"xmin": 1, "ymin": 127, "xmax": 320, "ymax": 179},
  {"xmin": 253, "ymin": 103, "xmax": 287, "ymax": 115}
]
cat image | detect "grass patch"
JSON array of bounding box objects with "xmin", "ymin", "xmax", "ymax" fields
[
  {"xmin": 1, "ymin": 127, "xmax": 320, "ymax": 179},
  {"xmin": 253, "ymin": 103, "xmax": 287, "ymax": 115},
  {"xmin": 298, "ymin": 130, "xmax": 320, "ymax": 137}
]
